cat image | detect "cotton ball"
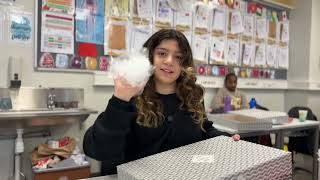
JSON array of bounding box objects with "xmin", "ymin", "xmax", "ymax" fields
[{"xmin": 110, "ymin": 51, "xmax": 153, "ymax": 86}]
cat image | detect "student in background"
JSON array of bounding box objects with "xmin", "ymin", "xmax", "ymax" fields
[
  {"xmin": 83, "ymin": 29, "xmax": 239, "ymax": 175},
  {"xmin": 209, "ymin": 72, "xmax": 248, "ymax": 113}
]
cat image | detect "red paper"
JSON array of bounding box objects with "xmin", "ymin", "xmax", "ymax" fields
[{"xmin": 78, "ymin": 43, "xmax": 98, "ymax": 57}]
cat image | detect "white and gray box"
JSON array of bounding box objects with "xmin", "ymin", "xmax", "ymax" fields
[{"xmin": 117, "ymin": 136, "xmax": 292, "ymax": 180}]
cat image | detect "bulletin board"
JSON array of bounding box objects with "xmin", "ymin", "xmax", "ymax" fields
[
  {"xmin": 34, "ymin": 0, "xmax": 290, "ymax": 81},
  {"xmin": 35, "ymin": 0, "xmax": 106, "ymax": 72}
]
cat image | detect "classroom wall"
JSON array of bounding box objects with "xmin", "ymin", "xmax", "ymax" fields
[
  {"xmin": 0, "ymin": 0, "xmax": 317, "ymax": 179},
  {"xmin": 287, "ymin": 0, "xmax": 311, "ymax": 82},
  {"xmin": 309, "ymin": 0, "xmax": 320, "ymax": 83}
]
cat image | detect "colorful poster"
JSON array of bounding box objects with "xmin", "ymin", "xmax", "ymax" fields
[
  {"xmin": 175, "ymin": 10, "xmax": 192, "ymax": 28},
  {"xmin": 256, "ymin": 17, "xmax": 267, "ymax": 39},
  {"xmin": 42, "ymin": 11, "xmax": 74, "ymax": 31},
  {"xmin": 277, "ymin": 45, "xmax": 289, "ymax": 69},
  {"xmin": 76, "ymin": 10, "xmax": 104, "ymax": 44},
  {"xmin": 192, "ymin": 33, "xmax": 208, "ymax": 62},
  {"xmin": 42, "ymin": 0, "xmax": 75, "ymax": 14},
  {"xmin": 41, "ymin": 31, "xmax": 74, "ymax": 54},
  {"xmin": 76, "ymin": 0, "xmax": 105, "ymax": 16},
  {"xmin": 41, "ymin": 12, "xmax": 74, "ymax": 54},
  {"xmin": 266, "ymin": 43, "xmax": 277, "ymax": 67},
  {"xmin": 105, "ymin": 0, "xmax": 129, "ymax": 17},
  {"xmin": 9, "ymin": 12, "xmax": 33, "ymax": 44},
  {"xmin": 242, "ymin": 41, "xmax": 254, "ymax": 66},
  {"xmin": 212, "ymin": 8, "xmax": 225, "ymax": 33},
  {"xmin": 254, "ymin": 43, "xmax": 266, "ymax": 66}
]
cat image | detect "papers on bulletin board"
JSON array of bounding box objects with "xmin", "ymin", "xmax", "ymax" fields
[
  {"xmin": 42, "ymin": 11, "xmax": 74, "ymax": 31},
  {"xmin": 41, "ymin": 12, "xmax": 74, "ymax": 54},
  {"xmin": 105, "ymin": 0, "xmax": 129, "ymax": 17},
  {"xmin": 76, "ymin": 9, "xmax": 104, "ymax": 44},
  {"xmin": 130, "ymin": 25, "xmax": 152, "ymax": 52},
  {"xmin": 174, "ymin": 10, "xmax": 192, "ymax": 29},
  {"xmin": 41, "ymin": 31, "xmax": 74, "ymax": 54},
  {"xmin": 280, "ymin": 21, "xmax": 289, "ymax": 42},
  {"xmin": 137, "ymin": 0, "xmax": 153, "ymax": 19},
  {"xmin": 212, "ymin": 8, "xmax": 225, "ymax": 33},
  {"xmin": 181, "ymin": 30, "xmax": 192, "ymax": 46},
  {"xmin": 8, "ymin": 12, "xmax": 33, "ymax": 45},
  {"xmin": 209, "ymin": 36, "xmax": 225, "ymax": 64},
  {"xmin": 256, "ymin": 17, "xmax": 267, "ymax": 39},
  {"xmin": 243, "ymin": 15, "xmax": 254, "ymax": 37},
  {"xmin": 277, "ymin": 45, "xmax": 289, "ymax": 69},
  {"xmin": 104, "ymin": 19, "xmax": 129, "ymax": 55},
  {"xmin": 254, "ymin": 43, "xmax": 266, "ymax": 66},
  {"xmin": 42, "ymin": 0, "xmax": 75, "ymax": 14},
  {"xmin": 194, "ymin": 3, "xmax": 209, "ymax": 30},
  {"xmin": 155, "ymin": 0, "xmax": 173, "ymax": 26},
  {"xmin": 241, "ymin": 41, "xmax": 254, "ymax": 66},
  {"xmin": 192, "ymin": 33, "xmax": 208, "ymax": 62},
  {"xmin": 266, "ymin": 43, "xmax": 277, "ymax": 67},
  {"xmin": 230, "ymin": 10, "xmax": 243, "ymax": 34},
  {"xmin": 226, "ymin": 38, "xmax": 240, "ymax": 65},
  {"xmin": 76, "ymin": 0, "xmax": 105, "ymax": 16}
]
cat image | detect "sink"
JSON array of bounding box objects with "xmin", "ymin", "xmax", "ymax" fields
[{"xmin": 0, "ymin": 108, "xmax": 98, "ymax": 128}]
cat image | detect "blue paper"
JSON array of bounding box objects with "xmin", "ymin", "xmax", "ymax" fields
[
  {"xmin": 76, "ymin": 0, "xmax": 105, "ymax": 16},
  {"xmin": 76, "ymin": 14, "xmax": 104, "ymax": 44}
]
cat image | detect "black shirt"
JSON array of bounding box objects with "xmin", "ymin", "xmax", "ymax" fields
[{"xmin": 83, "ymin": 94, "xmax": 225, "ymax": 175}]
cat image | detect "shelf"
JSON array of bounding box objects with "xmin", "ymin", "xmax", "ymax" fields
[{"xmin": 36, "ymin": 67, "xmax": 107, "ymax": 74}]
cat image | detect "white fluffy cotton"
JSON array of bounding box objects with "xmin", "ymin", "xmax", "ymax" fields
[{"xmin": 110, "ymin": 51, "xmax": 153, "ymax": 86}]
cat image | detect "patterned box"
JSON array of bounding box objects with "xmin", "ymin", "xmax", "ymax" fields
[
  {"xmin": 207, "ymin": 113, "xmax": 272, "ymax": 131},
  {"xmin": 117, "ymin": 136, "xmax": 292, "ymax": 180},
  {"xmin": 230, "ymin": 109, "xmax": 289, "ymax": 124}
]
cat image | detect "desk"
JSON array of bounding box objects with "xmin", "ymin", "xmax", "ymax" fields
[{"xmin": 213, "ymin": 119, "xmax": 319, "ymax": 180}]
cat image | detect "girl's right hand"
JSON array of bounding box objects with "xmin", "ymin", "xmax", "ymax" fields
[{"xmin": 114, "ymin": 76, "xmax": 147, "ymax": 102}]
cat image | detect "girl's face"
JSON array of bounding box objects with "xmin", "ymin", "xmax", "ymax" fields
[{"xmin": 153, "ymin": 39, "xmax": 183, "ymax": 88}]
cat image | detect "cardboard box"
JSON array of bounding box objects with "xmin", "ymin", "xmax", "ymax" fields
[
  {"xmin": 117, "ymin": 136, "xmax": 292, "ymax": 180},
  {"xmin": 207, "ymin": 113, "xmax": 272, "ymax": 131},
  {"xmin": 33, "ymin": 165, "xmax": 90, "ymax": 180}
]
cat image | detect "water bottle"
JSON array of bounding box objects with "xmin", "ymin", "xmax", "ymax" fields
[
  {"xmin": 224, "ymin": 95, "xmax": 231, "ymax": 112},
  {"xmin": 249, "ymin": 98, "xmax": 256, "ymax": 109}
]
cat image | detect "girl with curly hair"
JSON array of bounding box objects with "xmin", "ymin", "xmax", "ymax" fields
[{"xmin": 83, "ymin": 29, "xmax": 238, "ymax": 175}]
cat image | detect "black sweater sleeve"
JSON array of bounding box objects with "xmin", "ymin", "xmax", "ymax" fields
[
  {"xmin": 203, "ymin": 119, "xmax": 229, "ymax": 139},
  {"xmin": 83, "ymin": 95, "xmax": 137, "ymax": 164}
]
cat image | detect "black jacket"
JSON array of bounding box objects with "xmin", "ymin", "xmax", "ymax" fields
[{"xmin": 83, "ymin": 93, "xmax": 224, "ymax": 175}]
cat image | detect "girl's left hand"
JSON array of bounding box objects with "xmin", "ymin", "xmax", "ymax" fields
[{"xmin": 232, "ymin": 134, "xmax": 240, "ymax": 141}]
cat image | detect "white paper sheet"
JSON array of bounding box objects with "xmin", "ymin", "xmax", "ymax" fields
[
  {"xmin": 254, "ymin": 43, "xmax": 266, "ymax": 66},
  {"xmin": 182, "ymin": 30, "xmax": 192, "ymax": 46},
  {"xmin": 230, "ymin": 10, "xmax": 243, "ymax": 34},
  {"xmin": 266, "ymin": 43, "xmax": 277, "ymax": 67},
  {"xmin": 209, "ymin": 36, "xmax": 225, "ymax": 63},
  {"xmin": 226, "ymin": 38, "xmax": 240, "ymax": 65},
  {"xmin": 280, "ymin": 21, "xmax": 289, "ymax": 42},
  {"xmin": 131, "ymin": 25, "xmax": 152, "ymax": 52},
  {"xmin": 192, "ymin": 34, "xmax": 208, "ymax": 62},
  {"xmin": 212, "ymin": 8, "xmax": 225, "ymax": 32},
  {"xmin": 243, "ymin": 15, "xmax": 254, "ymax": 37},
  {"xmin": 194, "ymin": 3, "xmax": 209, "ymax": 30},
  {"xmin": 256, "ymin": 17, "xmax": 267, "ymax": 39},
  {"xmin": 41, "ymin": 12, "xmax": 74, "ymax": 54},
  {"xmin": 156, "ymin": 0, "xmax": 173, "ymax": 25},
  {"xmin": 137, "ymin": 0, "xmax": 153, "ymax": 18},
  {"xmin": 278, "ymin": 45, "xmax": 289, "ymax": 69},
  {"xmin": 175, "ymin": 10, "xmax": 192, "ymax": 28},
  {"xmin": 242, "ymin": 41, "xmax": 253, "ymax": 66}
]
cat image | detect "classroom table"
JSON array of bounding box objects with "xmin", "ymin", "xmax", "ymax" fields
[{"xmin": 212, "ymin": 118, "xmax": 319, "ymax": 180}]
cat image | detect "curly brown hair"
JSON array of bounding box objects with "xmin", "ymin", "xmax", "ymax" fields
[{"xmin": 135, "ymin": 29, "xmax": 206, "ymax": 131}]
